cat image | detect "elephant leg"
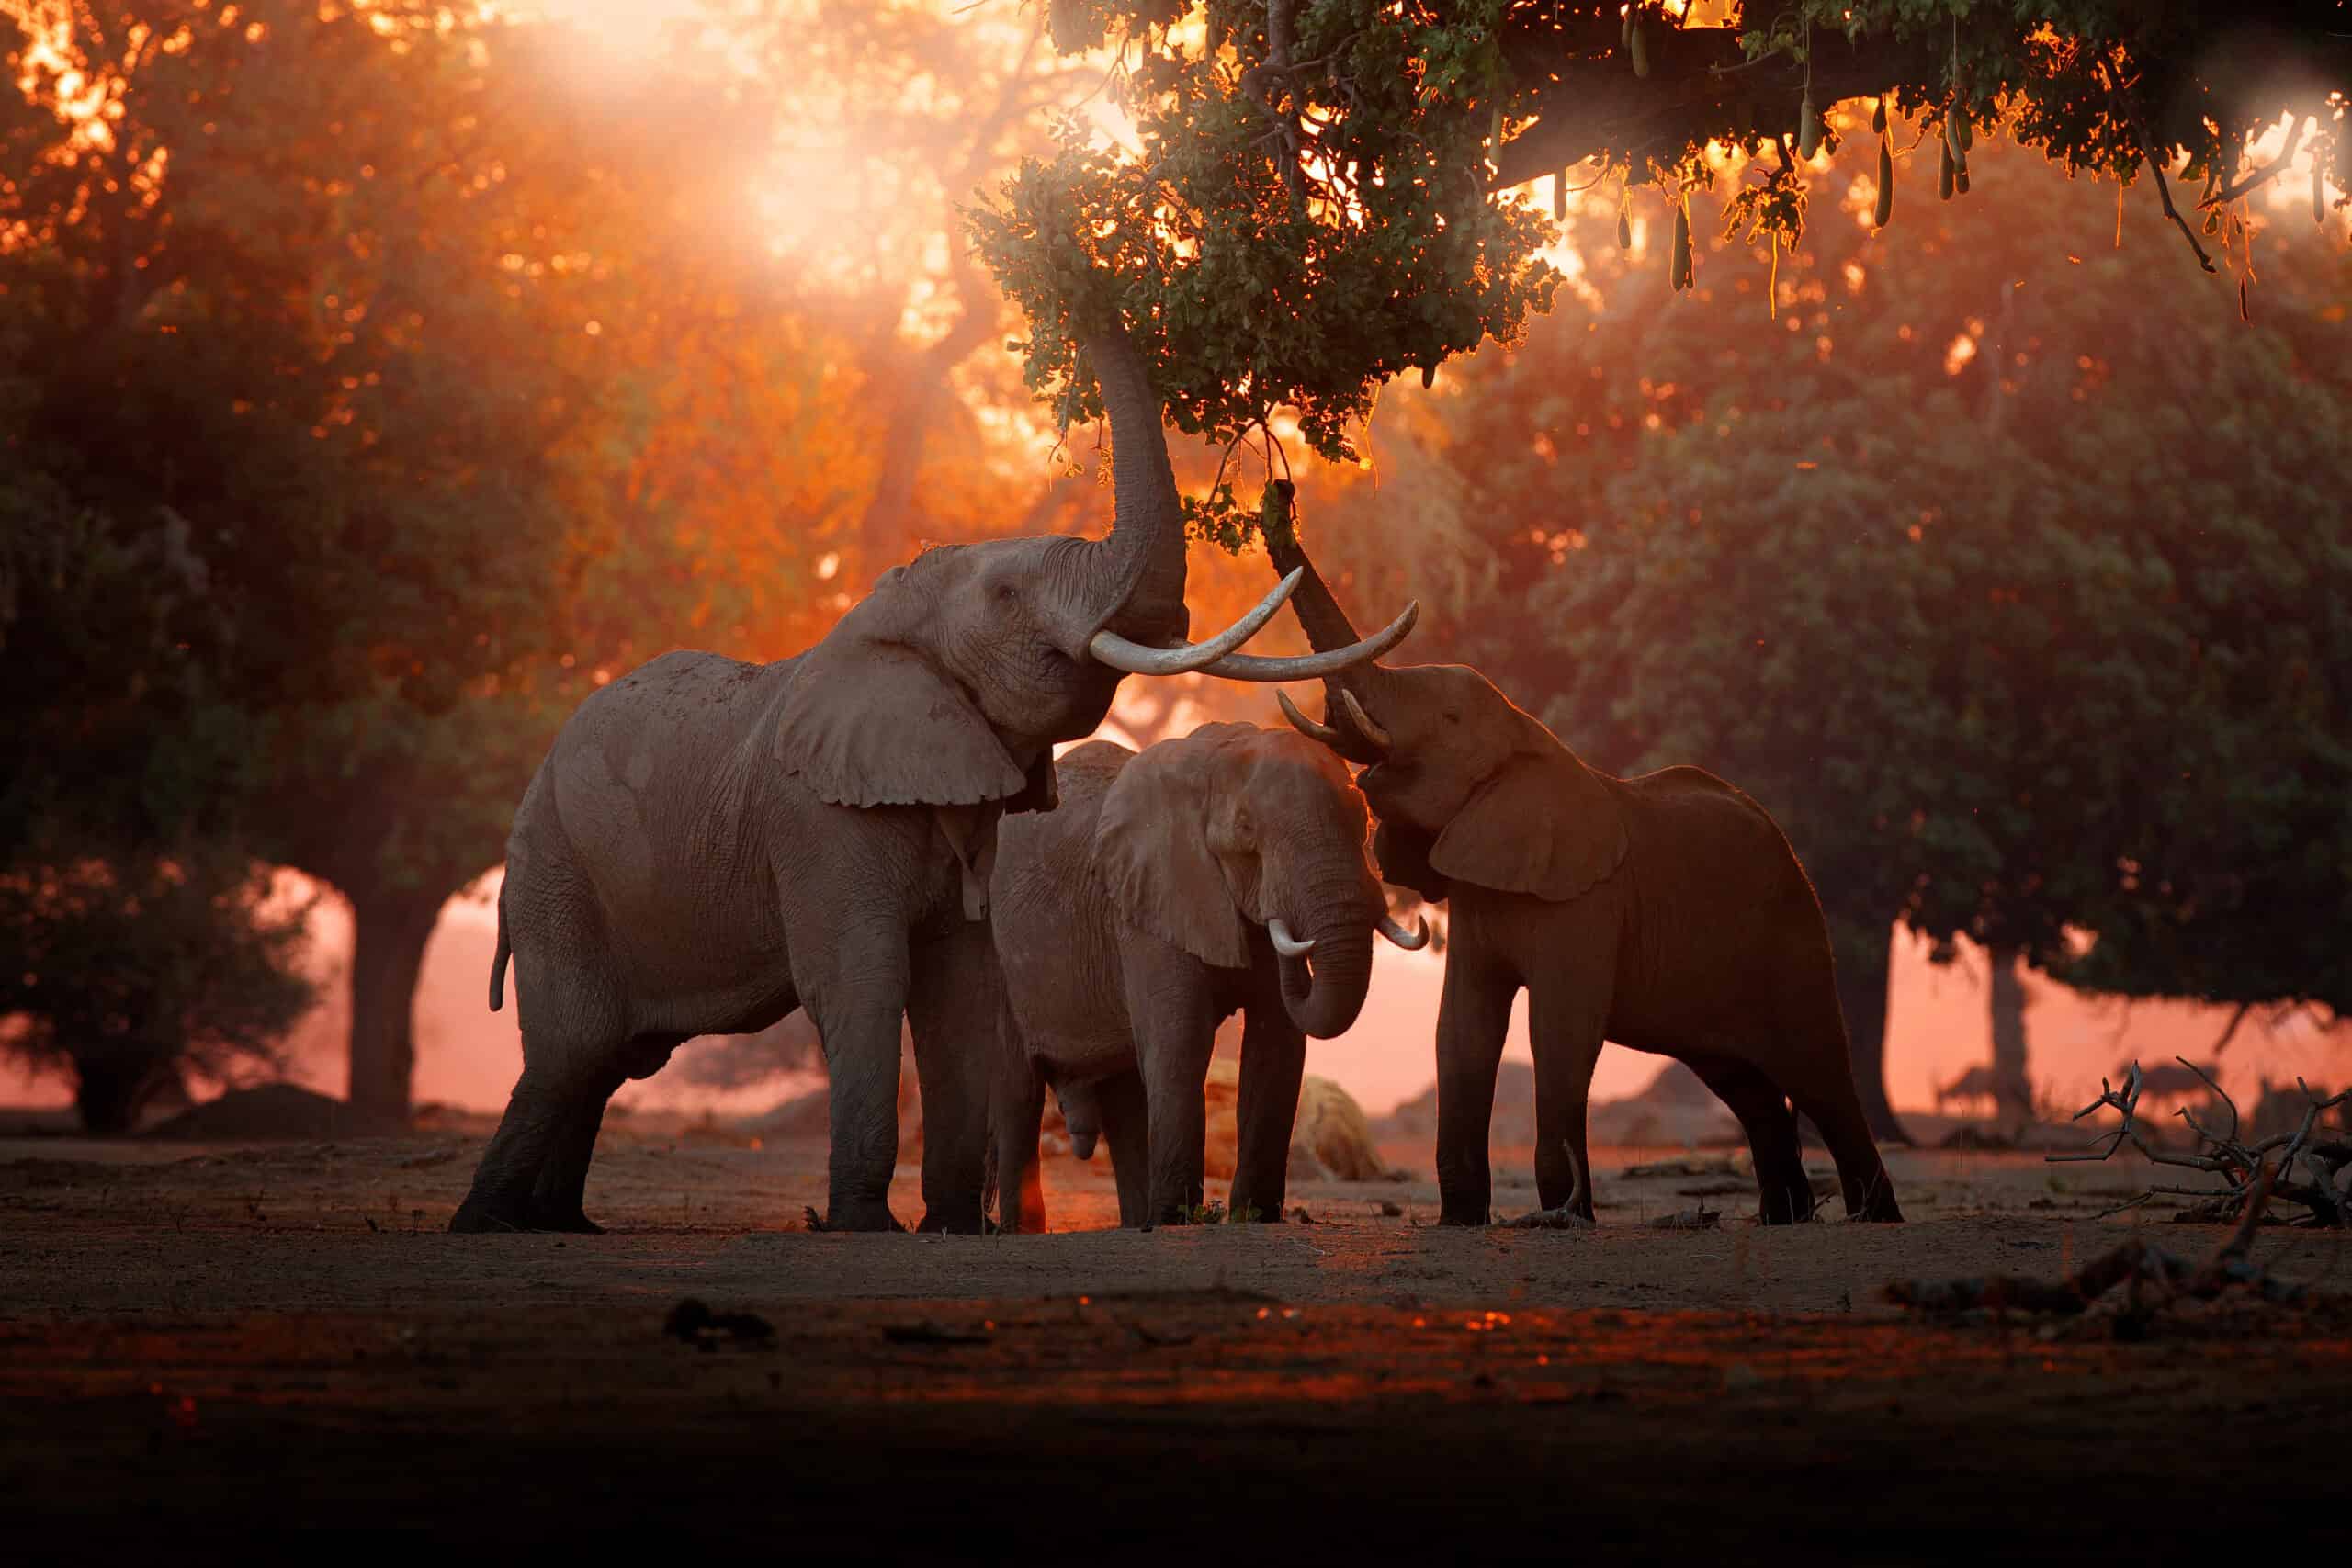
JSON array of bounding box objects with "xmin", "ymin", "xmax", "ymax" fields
[
  {"xmin": 1229, "ymin": 1006, "xmax": 1306, "ymax": 1224},
  {"xmin": 1434, "ymin": 948, "xmax": 1520, "ymax": 1226},
  {"xmin": 1527, "ymin": 980, "xmax": 1608, "ymax": 1222},
  {"xmin": 1097, "ymin": 1068, "xmax": 1150, "ymax": 1227},
  {"xmin": 989, "ymin": 996, "xmax": 1048, "ymax": 1235},
  {"xmin": 1122, "ymin": 942, "xmax": 1217, "ymax": 1224},
  {"xmin": 1683, "ymin": 1054, "xmax": 1813, "ymax": 1225},
  {"xmin": 451, "ymin": 1068, "xmax": 574, "ymax": 1233},
  {"xmin": 1766, "ymin": 968, "xmax": 1905, "ymax": 1222},
  {"xmin": 1785, "ymin": 1062, "xmax": 1905, "ymax": 1223},
  {"xmin": 906, "ymin": 921, "xmax": 997, "ymax": 1235},
  {"xmin": 527, "ymin": 1069, "xmax": 625, "ymax": 1233},
  {"xmin": 797, "ymin": 920, "xmax": 913, "ymax": 1233}
]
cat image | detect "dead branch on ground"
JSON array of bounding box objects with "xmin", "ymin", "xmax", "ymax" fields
[{"xmin": 2046, "ymin": 1058, "xmax": 2350, "ymax": 1227}]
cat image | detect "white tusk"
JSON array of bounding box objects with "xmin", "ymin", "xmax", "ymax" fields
[
  {"xmin": 1274, "ymin": 689, "xmax": 1343, "ymax": 744},
  {"xmin": 1086, "ymin": 568, "xmax": 1303, "ymax": 675},
  {"xmin": 1340, "ymin": 690, "xmax": 1393, "ymax": 751},
  {"xmin": 1378, "ymin": 912, "xmax": 1430, "ymax": 951},
  {"xmin": 1188, "ymin": 601, "xmax": 1419, "ymax": 682},
  {"xmin": 1267, "ymin": 919, "xmax": 1316, "ymax": 957}
]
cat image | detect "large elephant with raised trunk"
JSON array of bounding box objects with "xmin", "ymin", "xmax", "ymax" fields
[
  {"xmin": 989, "ymin": 724, "xmax": 1427, "ymax": 1232},
  {"xmin": 447, "ymin": 327, "xmax": 1414, "ymax": 1235},
  {"xmin": 1259, "ymin": 519, "xmax": 1901, "ymax": 1229}
]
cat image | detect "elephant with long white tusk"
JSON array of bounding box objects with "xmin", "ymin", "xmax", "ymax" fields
[
  {"xmin": 989, "ymin": 723, "xmax": 1429, "ymax": 1233},
  {"xmin": 449, "ymin": 320, "xmax": 1414, "ymax": 1236}
]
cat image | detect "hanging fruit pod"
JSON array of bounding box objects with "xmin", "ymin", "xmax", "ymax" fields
[
  {"xmin": 1618, "ymin": 202, "xmax": 1633, "ymax": 251},
  {"xmin": 1797, "ymin": 91, "xmax": 1821, "ymax": 160},
  {"xmin": 1554, "ymin": 167, "xmax": 1568, "ymax": 222},
  {"xmin": 1630, "ymin": 8, "xmax": 1650, "ymax": 77},
  {"xmin": 1939, "ymin": 140, "xmax": 1955, "ymax": 201},
  {"xmin": 1875, "ymin": 138, "xmax": 1894, "ymax": 228},
  {"xmin": 1670, "ymin": 200, "xmax": 1692, "ymax": 291}
]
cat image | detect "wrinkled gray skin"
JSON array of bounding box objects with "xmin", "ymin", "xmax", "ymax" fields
[
  {"xmin": 989, "ymin": 725, "xmax": 1399, "ymax": 1231},
  {"xmin": 447, "ymin": 326, "xmax": 1407, "ymax": 1235},
  {"xmin": 1264, "ymin": 535, "xmax": 1903, "ymax": 1229}
]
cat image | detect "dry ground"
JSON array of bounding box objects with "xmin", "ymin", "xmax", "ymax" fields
[{"xmin": 5, "ymin": 1121, "xmax": 2349, "ymax": 1557}]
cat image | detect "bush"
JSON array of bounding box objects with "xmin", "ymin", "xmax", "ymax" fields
[{"xmin": 0, "ymin": 845, "xmax": 315, "ymax": 1132}]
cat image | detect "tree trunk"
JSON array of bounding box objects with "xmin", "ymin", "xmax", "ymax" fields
[
  {"xmin": 1988, "ymin": 946, "xmax": 2034, "ymax": 1129},
  {"xmin": 345, "ymin": 886, "xmax": 447, "ymax": 1125},
  {"xmin": 1832, "ymin": 919, "xmax": 1912, "ymax": 1145},
  {"xmin": 73, "ymin": 1048, "xmax": 171, "ymax": 1135}
]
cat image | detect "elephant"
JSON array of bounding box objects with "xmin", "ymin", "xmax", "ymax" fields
[
  {"xmin": 1259, "ymin": 524, "xmax": 1902, "ymax": 1228},
  {"xmin": 988, "ymin": 723, "xmax": 1428, "ymax": 1232},
  {"xmin": 447, "ymin": 325, "xmax": 1415, "ymax": 1235}
]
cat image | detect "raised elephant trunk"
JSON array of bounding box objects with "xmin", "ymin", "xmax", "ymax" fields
[
  {"xmin": 1065, "ymin": 320, "xmax": 1417, "ymax": 682},
  {"xmin": 1261, "ymin": 526, "xmax": 1393, "ymax": 761},
  {"xmin": 1087, "ymin": 321, "xmax": 1191, "ymax": 649},
  {"xmin": 1272, "ymin": 899, "xmax": 1376, "ymax": 1040}
]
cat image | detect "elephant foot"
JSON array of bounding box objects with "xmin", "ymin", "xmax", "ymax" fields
[
  {"xmin": 1754, "ymin": 1186, "xmax": 1817, "ymax": 1226},
  {"xmin": 1849, "ymin": 1179, "xmax": 1905, "ymax": 1224},
  {"xmin": 914, "ymin": 1206, "xmax": 986, "ymax": 1235},
  {"xmin": 448, "ymin": 1194, "xmax": 532, "ymax": 1234},
  {"xmin": 537, "ymin": 1208, "xmax": 605, "ymax": 1235},
  {"xmin": 821, "ymin": 1197, "xmax": 905, "ymax": 1234}
]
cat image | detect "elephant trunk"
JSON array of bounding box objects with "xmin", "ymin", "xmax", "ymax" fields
[
  {"xmin": 1272, "ymin": 874, "xmax": 1378, "ymax": 1040},
  {"xmin": 1083, "ymin": 318, "xmax": 1190, "ymax": 649},
  {"xmin": 1261, "ymin": 527, "xmax": 1390, "ymax": 764}
]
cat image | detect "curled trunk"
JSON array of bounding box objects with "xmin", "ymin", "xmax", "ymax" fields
[{"xmin": 1274, "ymin": 886, "xmax": 1377, "ymax": 1040}]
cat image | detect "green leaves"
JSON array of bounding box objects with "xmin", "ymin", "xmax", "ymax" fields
[{"xmin": 975, "ymin": 0, "xmax": 1558, "ymax": 498}]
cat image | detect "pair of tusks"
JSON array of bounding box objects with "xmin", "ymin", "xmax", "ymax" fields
[
  {"xmin": 1267, "ymin": 913, "xmax": 1430, "ymax": 955},
  {"xmin": 1276, "ymin": 687, "xmax": 1393, "ymax": 751},
  {"xmin": 1088, "ymin": 568, "xmax": 1421, "ymax": 682}
]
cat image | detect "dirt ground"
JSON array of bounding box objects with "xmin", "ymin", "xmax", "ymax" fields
[{"xmin": 6, "ymin": 1120, "xmax": 2349, "ymax": 1556}]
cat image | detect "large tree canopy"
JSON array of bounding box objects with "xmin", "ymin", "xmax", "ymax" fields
[{"xmin": 983, "ymin": 0, "xmax": 2346, "ymax": 519}]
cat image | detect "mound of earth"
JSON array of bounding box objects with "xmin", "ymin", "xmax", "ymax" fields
[
  {"xmin": 143, "ymin": 1083, "xmax": 407, "ymax": 1141},
  {"xmin": 1199, "ymin": 1058, "xmax": 1393, "ymax": 1185},
  {"xmin": 1374, "ymin": 1060, "xmax": 1738, "ymax": 1149}
]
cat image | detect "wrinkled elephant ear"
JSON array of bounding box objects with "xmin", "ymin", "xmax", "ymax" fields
[
  {"xmin": 774, "ymin": 640, "xmax": 1028, "ymax": 807},
  {"xmin": 1431, "ymin": 751, "xmax": 1628, "ymax": 902},
  {"xmin": 1091, "ymin": 730, "xmax": 1252, "ymax": 969}
]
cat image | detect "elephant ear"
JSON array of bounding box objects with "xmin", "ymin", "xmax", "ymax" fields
[
  {"xmin": 1431, "ymin": 751, "xmax": 1627, "ymax": 902},
  {"xmin": 773, "ymin": 639, "xmax": 1026, "ymax": 808},
  {"xmin": 1373, "ymin": 821, "xmax": 1452, "ymax": 903},
  {"xmin": 1091, "ymin": 731, "xmax": 1252, "ymax": 969}
]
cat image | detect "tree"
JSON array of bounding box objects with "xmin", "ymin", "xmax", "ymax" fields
[
  {"xmin": 980, "ymin": 3, "xmax": 2343, "ymax": 507},
  {"xmin": 1279, "ymin": 134, "xmax": 2352, "ymax": 1139},
  {"xmin": 0, "ymin": 0, "xmax": 733, "ymax": 1118}
]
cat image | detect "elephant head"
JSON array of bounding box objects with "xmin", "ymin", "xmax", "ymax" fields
[
  {"xmin": 1092, "ymin": 722, "xmax": 1428, "ymax": 1038},
  {"xmin": 773, "ymin": 322, "xmax": 1419, "ymax": 813},
  {"xmin": 1262, "ymin": 534, "xmax": 1627, "ymax": 906}
]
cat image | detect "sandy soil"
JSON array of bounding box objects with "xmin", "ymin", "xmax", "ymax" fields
[{"xmin": 6, "ymin": 1123, "xmax": 2348, "ymax": 1554}]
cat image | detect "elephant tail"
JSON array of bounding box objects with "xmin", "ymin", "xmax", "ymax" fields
[{"xmin": 488, "ymin": 883, "xmax": 512, "ymax": 1012}]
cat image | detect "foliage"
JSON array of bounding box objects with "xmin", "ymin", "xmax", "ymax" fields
[
  {"xmin": 980, "ymin": 0, "xmax": 2346, "ymax": 513},
  {"xmin": 0, "ymin": 842, "xmax": 315, "ymax": 1133},
  {"xmin": 973, "ymin": 0, "xmax": 1565, "ymax": 539}
]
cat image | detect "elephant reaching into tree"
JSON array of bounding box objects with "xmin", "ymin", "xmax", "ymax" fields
[
  {"xmin": 1261, "ymin": 519, "xmax": 1901, "ymax": 1228},
  {"xmin": 447, "ymin": 327, "xmax": 1415, "ymax": 1235},
  {"xmin": 989, "ymin": 725, "xmax": 1427, "ymax": 1231}
]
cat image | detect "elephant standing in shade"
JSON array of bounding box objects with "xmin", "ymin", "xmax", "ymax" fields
[
  {"xmin": 447, "ymin": 325, "xmax": 1414, "ymax": 1235},
  {"xmin": 1260, "ymin": 522, "xmax": 1901, "ymax": 1228},
  {"xmin": 989, "ymin": 725, "xmax": 1427, "ymax": 1231}
]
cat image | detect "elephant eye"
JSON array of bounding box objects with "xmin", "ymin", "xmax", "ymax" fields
[{"xmin": 994, "ymin": 581, "xmax": 1018, "ymax": 603}]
